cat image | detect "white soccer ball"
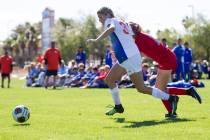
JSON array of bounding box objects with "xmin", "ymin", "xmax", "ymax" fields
[{"xmin": 12, "ymin": 105, "xmax": 30, "ymax": 123}]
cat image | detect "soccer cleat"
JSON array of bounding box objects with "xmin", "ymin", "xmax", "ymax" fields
[
  {"xmin": 165, "ymin": 112, "xmax": 178, "ymax": 118},
  {"xmin": 168, "ymin": 95, "xmax": 179, "ymax": 114},
  {"xmin": 187, "ymin": 87, "xmax": 202, "ymax": 104},
  {"xmin": 105, "ymin": 104, "xmax": 124, "ymax": 116}
]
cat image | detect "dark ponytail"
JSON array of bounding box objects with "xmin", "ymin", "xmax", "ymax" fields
[{"xmin": 97, "ymin": 7, "xmax": 114, "ymax": 18}]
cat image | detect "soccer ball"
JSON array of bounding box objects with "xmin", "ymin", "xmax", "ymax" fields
[{"xmin": 12, "ymin": 105, "xmax": 30, "ymax": 123}]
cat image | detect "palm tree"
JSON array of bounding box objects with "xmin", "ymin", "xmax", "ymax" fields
[{"xmin": 3, "ymin": 22, "xmax": 42, "ymax": 67}]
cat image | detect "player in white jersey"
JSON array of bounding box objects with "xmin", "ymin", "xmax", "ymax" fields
[
  {"xmin": 104, "ymin": 18, "xmax": 140, "ymax": 64},
  {"xmin": 87, "ymin": 7, "xmax": 178, "ymax": 116}
]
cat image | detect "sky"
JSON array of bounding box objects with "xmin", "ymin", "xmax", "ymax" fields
[{"xmin": 0, "ymin": 0, "xmax": 210, "ymax": 41}]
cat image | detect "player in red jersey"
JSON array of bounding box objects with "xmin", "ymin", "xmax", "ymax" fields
[
  {"xmin": 0, "ymin": 50, "xmax": 13, "ymax": 88},
  {"xmin": 36, "ymin": 53, "xmax": 44, "ymax": 64},
  {"xmin": 44, "ymin": 41, "xmax": 61, "ymax": 89},
  {"xmin": 129, "ymin": 22, "xmax": 202, "ymax": 118}
]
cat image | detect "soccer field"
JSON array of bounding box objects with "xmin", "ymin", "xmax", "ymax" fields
[{"xmin": 0, "ymin": 79, "xmax": 209, "ymax": 140}]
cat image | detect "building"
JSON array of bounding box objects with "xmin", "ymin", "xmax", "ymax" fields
[{"xmin": 42, "ymin": 7, "xmax": 55, "ymax": 52}]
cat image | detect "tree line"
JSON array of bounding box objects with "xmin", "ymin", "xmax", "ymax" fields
[{"xmin": 2, "ymin": 14, "xmax": 210, "ymax": 67}]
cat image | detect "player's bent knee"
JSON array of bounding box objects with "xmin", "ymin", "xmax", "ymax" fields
[{"xmin": 104, "ymin": 77, "xmax": 114, "ymax": 86}]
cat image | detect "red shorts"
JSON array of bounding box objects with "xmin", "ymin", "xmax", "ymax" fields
[{"xmin": 158, "ymin": 50, "xmax": 177, "ymax": 71}]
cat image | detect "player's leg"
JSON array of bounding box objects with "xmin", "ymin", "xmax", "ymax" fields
[
  {"xmin": 129, "ymin": 71, "xmax": 172, "ymax": 98},
  {"xmin": 156, "ymin": 68, "xmax": 202, "ymax": 117},
  {"xmin": 155, "ymin": 69, "xmax": 178, "ymax": 118},
  {"xmin": 167, "ymin": 86, "xmax": 202, "ymax": 104},
  {"xmin": 155, "ymin": 69, "xmax": 172, "ymax": 91},
  {"xmin": 52, "ymin": 70, "xmax": 58, "ymax": 89},
  {"xmin": 185, "ymin": 68, "xmax": 190, "ymax": 81},
  {"xmin": 176, "ymin": 68, "xmax": 181, "ymax": 81},
  {"xmin": 181, "ymin": 64, "xmax": 186, "ymax": 81},
  {"xmin": 119, "ymin": 54, "xmax": 178, "ymax": 114},
  {"xmin": 44, "ymin": 71, "xmax": 50, "ymax": 89},
  {"xmin": 122, "ymin": 55, "xmax": 173, "ymax": 98},
  {"xmin": 7, "ymin": 74, "xmax": 11, "ymax": 88},
  {"xmin": 105, "ymin": 63, "xmax": 126, "ymax": 88},
  {"xmin": 1, "ymin": 74, "xmax": 5, "ymax": 88},
  {"xmin": 105, "ymin": 63, "xmax": 127, "ymax": 115},
  {"xmin": 166, "ymin": 65, "xmax": 202, "ymax": 104},
  {"xmin": 159, "ymin": 79, "xmax": 202, "ymax": 118},
  {"xmin": 44, "ymin": 76, "xmax": 49, "ymax": 89},
  {"xmin": 52, "ymin": 75, "xmax": 55, "ymax": 89},
  {"xmin": 129, "ymin": 71, "xmax": 178, "ymax": 115}
]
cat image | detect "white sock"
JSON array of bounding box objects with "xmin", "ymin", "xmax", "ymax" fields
[
  {"xmin": 110, "ymin": 86, "xmax": 121, "ymax": 105},
  {"xmin": 152, "ymin": 87, "xmax": 170, "ymax": 100}
]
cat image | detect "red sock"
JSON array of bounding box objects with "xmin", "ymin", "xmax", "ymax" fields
[
  {"xmin": 162, "ymin": 100, "xmax": 172, "ymax": 113},
  {"xmin": 167, "ymin": 87, "xmax": 188, "ymax": 95}
]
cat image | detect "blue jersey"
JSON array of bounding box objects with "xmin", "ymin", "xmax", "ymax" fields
[
  {"xmin": 58, "ymin": 65, "xmax": 69, "ymax": 75},
  {"xmin": 105, "ymin": 49, "xmax": 113, "ymax": 67},
  {"xmin": 28, "ymin": 67, "xmax": 39, "ymax": 78},
  {"xmin": 184, "ymin": 47, "xmax": 192, "ymax": 72},
  {"xmin": 184, "ymin": 48, "xmax": 192, "ymax": 64},
  {"xmin": 172, "ymin": 45, "xmax": 185, "ymax": 80},
  {"xmin": 75, "ymin": 51, "xmax": 86, "ymax": 65},
  {"xmin": 167, "ymin": 81, "xmax": 192, "ymax": 88},
  {"xmin": 172, "ymin": 45, "xmax": 185, "ymax": 65}
]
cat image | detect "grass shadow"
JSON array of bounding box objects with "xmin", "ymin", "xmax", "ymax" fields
[
  {"xmin": 114, "ymin": 118, "xmax": 125, "ymax": 123},
  {"xmin": 47, "ymin": 88, "xmax": 64, "ymax": 90},
  {"xmin": 103, "ymin": 118, "xmax": 195, "ymax": 129},
  {"xmin": 13, "ymin": 123, "xmax": 31, "ymax": 126},
  {"xmin": 123, "ymin": 118, "xmax": 195, "ymax": 128}
]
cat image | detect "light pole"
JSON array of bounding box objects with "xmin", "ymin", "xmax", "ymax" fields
[{"xmin": 188, "ymin": 5, "xmax": 195, "ymax": 18}]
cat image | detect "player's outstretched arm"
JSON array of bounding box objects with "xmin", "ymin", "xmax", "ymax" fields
[{"xmin": 87, "ymin": 26, "xmax": 115, "ymax": 44}]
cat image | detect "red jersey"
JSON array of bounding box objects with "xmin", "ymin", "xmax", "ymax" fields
[
  {"xmin": 0, "ymin": 55, "xmax": 13, "ymax": 74},
  {"xmin": 135, "ymin": 32, "xmax": 177, "ymax": 70},
  {"xmin": 96, "ymin": 71, "xmax": 108, "ymax": 80},
  {"xmin": 36, "ymin": 55, "xmax": 44, "ymax": 64},
  {"xmin": 44, "ymin": 48, "xmax": 61, "ymax": 70}
]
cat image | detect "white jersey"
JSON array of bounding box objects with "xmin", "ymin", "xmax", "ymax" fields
[{"xmin": 104, "ymin": 18, "xmax": 140, "ymax": 64}]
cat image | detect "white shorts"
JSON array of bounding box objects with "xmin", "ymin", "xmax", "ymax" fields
[{"xmin": 119, "ymin": 54, "xmax": 142, "ymax": 75}]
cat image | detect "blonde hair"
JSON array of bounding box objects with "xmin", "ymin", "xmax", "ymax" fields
[{"xmin": 97, "ymin": 7, "xmax": 114, "ymax": 18}]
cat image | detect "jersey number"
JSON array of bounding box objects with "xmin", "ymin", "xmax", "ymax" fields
[{"xmin": 119, "ymin": 22, "xmax": 129, "ymax": 34}]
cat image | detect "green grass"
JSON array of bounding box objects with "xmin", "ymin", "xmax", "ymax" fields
[{"xmin": 0, "ymin": 79, "xmax": 209, "ymax": 140}]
